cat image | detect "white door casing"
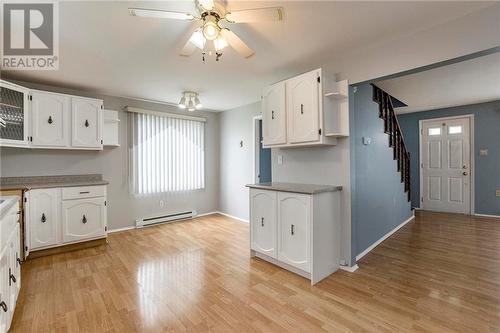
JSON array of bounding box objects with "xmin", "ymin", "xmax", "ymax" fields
[
  {"xmin": 262, "ymin": 82, "xmax": 286, "ymax": 146},
  {"xmin": 250, "ymin": 190, "xmax": 277, "ymax": 258},
  {"xmin": 286, "ymin": 70, "xmax": 320, "ymax": 144},
  {"xmin": 31, "ymin": 91, "xmax": 70, "ymax": 147},
  {"xmin": 277, "ymin": 192, "xmax": 310, "ymax": 272},
  {"xmin": 421, "ymin": 117, "xmax": 471, "ymax": 214}
]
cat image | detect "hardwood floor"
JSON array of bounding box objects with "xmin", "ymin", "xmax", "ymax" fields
[{"xmin": 10, "ymin": 211, "xmax": 500, "ymax": 332}]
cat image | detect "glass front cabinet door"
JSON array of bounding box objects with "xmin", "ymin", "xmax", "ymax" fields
[{"xmin": 0, "ymin": 81, "xmax": 30, "ymax": 147}]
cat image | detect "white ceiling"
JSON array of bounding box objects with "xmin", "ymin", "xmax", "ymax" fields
[
  {"xmin": 1, "ymin": 1, "xmax": 495, "ymax": 111},
  {"xmin": 377, "ymin": 52, "xmax": 500, "ymax": 114}
]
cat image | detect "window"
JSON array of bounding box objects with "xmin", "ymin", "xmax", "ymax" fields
[
  {"xmin": 130, "ymin": 112, "xmax": 205, "ymax": 195},
  {"xmin": 448, "ymin": 125, "xmax": 462, "ymax": 134},
  {"xmin": 428, "ymin": 127, "xmax": 441, "ymax": 136}
]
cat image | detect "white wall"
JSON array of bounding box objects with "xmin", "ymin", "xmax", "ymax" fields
[{"xmin": 219, "ymin": 102, "xmax": 261, "ymax": 221}]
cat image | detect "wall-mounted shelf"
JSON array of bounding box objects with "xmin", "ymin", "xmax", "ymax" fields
[
  {"xmin": 324, "ymin": 92, "xmax": 347, "ymax": 99},
  {"xmin": 325, "ymin": 132, "xmax": 349, "ymax": 138}
]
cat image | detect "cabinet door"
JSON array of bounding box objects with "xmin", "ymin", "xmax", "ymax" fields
[
  {"xmin": 262, "ymin": 82, "xmax": 286, "ymax": 146},
  {"xmin": 62, "ymin": 197, "xmax": 106, "ymax": 243},
  {"xmin": 250, "ymin": 189, "xmax": 277, "ymax": 258},
  {"xmin": 7, "ymin": 229, "xmax": 19, "ymax": 325},
  {"xmin": 31, "ymin": 90, "xmax": 70, "ymax": 147},
  {"xmin": 0, "ymin": 80, "xmax": 30, "ymax": 148},
  {"xmin": 10, "ymin": 225, "xmax": 21, "ymax": 301},
  {"xmin": 0, "ymin": 252, "xmax": 9, "ymax": 333},
  {"xmin": 286, "ymin": 71, "xmax": 320, "ymax": 144},
  {"xmin": 29, "ymin": 188, "xmax": 60, "ymax": 250},
  {"xmin": 277, "ymin": 192, "xmax": 311, "ymax": 272},
  {"xmin": 71, "ymin": 97, "xmax": 103, "ymax": 149}
]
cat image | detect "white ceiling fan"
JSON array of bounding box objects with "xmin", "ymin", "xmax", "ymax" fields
[{"xmin": 129, "ymin": 0, "xmax": 284, "ymax": 62}]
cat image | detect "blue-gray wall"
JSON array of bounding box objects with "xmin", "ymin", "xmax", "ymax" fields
[
  {"xmin": 398, "ymin": 100, "xmax": 500, "ymax": 216},
  {"xmin": 350, "ymin": 84, "xmax": 413, "ymax": 259}
]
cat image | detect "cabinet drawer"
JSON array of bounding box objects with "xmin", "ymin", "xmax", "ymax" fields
[
  {"xmin": 62, "ymin": 197, "xmax": 106, "ymax": 243},
  {"xmin": 61, "ymin": 186, "xmax": 106, "ymax": 200}
]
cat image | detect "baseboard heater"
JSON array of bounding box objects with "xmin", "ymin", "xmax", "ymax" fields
[{"xmin": 136, "ymin": 210, "xmax": 197, "ymax": 228}]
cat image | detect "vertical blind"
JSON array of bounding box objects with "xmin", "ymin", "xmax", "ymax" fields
[{"xmin": 130, "ymin": 112, "xmax": 205, "ymax": 195}]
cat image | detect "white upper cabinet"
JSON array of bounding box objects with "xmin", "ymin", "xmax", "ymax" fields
[
  {"xmin": 286, "ymin": 70, "xmax": 320, "ymax": 144},
  {"xmin": 71, "ymin": 97, "xmax": 103, "ymax": 149},
  {"xmin": 0, "ymin": 81, "xmax": 30, "ymax": 148},
  {"xmin": 261, "ymin": 69, "xmax": 349, "ymax": 148},
  {"xmin": 31, "ymin": 90, "xmax": 70, "ymax": 148},
  {"xmin": 262, "ymin": 82, "xmax": 286, "ymax": 146}
]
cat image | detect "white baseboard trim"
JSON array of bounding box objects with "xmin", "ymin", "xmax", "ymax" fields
[
  {"xmin": 108, "ymin": 226, "xmax": 136, "ymax": 234},
  {"xmin": 196, "ymin": 211, "xmax": 219, "ymax": 218},
  {"xmin": 339, "ymin": 264, "xmax": 359, "ymax": 273},
  {"xmin": 474, "ymin": 213, "xmax": 500, "ymax": 219},
  {"xmin": 356, "ymin": 212, "xmax": 415, "ymax": 261},
  {"xmin": 215, "ymin": 211, "xmax": 249, "ymax": 223}
]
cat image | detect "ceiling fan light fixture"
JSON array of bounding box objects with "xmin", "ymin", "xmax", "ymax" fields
[
  {"xmin": 194, "ymin": 96, "xmax": 203, "ymax": 109},
  {"xmin": 190, "ymin": 29, "xmax": 206, "ymax": 49},
  {"xmin": 213, "ymin": 36, "xmax": 228, "ymax": 51},
  {"xmin": 178, "ymin": 95, "xmax": 187, "ymax": 109},
  {"xmin": 202, "ymin": 20, "xmax": 219, "ymax": 40},
  {"xmin": 187, "ymin": 98, "xmax": 196, "ymax": 111}
]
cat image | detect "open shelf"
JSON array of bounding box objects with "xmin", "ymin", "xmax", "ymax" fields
[
  {"xmin": 325, "ymin": 132, "xmax": 349, "ymax": 138},
  {"xmin": 324, "ymin": 92, "xmax": 347, "ymax": 99}
]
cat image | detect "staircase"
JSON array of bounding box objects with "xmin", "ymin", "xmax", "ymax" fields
[{"xmin": 371, "ymin": 84, "xmax": 411, "ymax": 202}]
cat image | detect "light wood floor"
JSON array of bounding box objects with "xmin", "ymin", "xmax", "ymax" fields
[{"xmin": 11, "ymin": 211, "xmax": 500, "ymax": 332}]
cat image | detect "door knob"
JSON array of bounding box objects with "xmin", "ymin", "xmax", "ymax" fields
[{"xmin": 463, "ymin": 171, "xmax": 468, "ymax": 176}]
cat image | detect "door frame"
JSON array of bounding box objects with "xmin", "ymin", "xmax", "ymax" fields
[
  {"xmin": 418, "ymin": 114, "xmax": 475, "ymax": 214},
  {"xmin": 252, "ymin": 115, "xmax": 263, "ymax": 184}
]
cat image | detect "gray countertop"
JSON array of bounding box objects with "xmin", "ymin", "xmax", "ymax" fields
[
  {"xmin": 0, "ymin": 174, "xmax": 109, "ymax": 190},
  {"xmin": 0, "ymin": 196, "xmax": 20, "ymax": 219},
  {"xmin": 246, "ymin": 182, "xmax": 342, "ymax": 194}
]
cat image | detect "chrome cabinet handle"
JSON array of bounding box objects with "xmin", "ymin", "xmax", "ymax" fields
[
  {"xmin": 48, "ymin": 115, "xmax": 53, "ymax": 124},
  {"xmin": 291, "ymin": 224, "xmax": 295, "ymax": 235},
  {"xmin": 261, "ymin": 217, "xmax": 264, "ymax": 227},
  {"xmin": 0, "ymin": 301, "xmax": 7, "ymax": 312},
  {"xmin": 41, "ymin": 213, "xmax": 46, "ymax": 223},
  {"xmin": 82, "ymin": 215, "xmax": 87, "ymax": 224}
]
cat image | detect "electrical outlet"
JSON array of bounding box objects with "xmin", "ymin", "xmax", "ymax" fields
[
  {"xmin": 159, "ymin": 200, "xmax": 165, "ymax": 208},
  {"xmin": 496, "ymin": 190, "xmax": 500, "ymax": 197}
]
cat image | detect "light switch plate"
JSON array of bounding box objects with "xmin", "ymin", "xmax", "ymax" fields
[
  {"xmin": 496, "ymin": 190, "xmax": 500, "ymax": 197},
  {"xmin": 363, "ymin": 137, "xmax": 372, "ymax": 145}
]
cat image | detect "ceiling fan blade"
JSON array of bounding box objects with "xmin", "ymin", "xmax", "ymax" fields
[
  {"xmin": 225, "ymin": 7, "xmax": 284, "ymax": 23},
  {"xmin": 197, "ymin": 0, "xmax": 214, "ymax": 11},
  {"xmin": 129, "ymin": 8, "xmax": 194, "ymax": 20},
  {"xmin": 220, "ymin": 29, "xmax": 255, "ymax": 58},
  {"xmin": 180, "ymin": 24, "xmax": 202, "ymax": 57}
]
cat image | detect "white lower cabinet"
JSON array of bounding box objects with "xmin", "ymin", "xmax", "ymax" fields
[
  {"xmin": 28, "ymin": 188, "xmax": 60, "ymax": 249},
  {"xmin": 0, "ymin": 199, "xmax": 21, "ymax": 333},
  {"xmin": 26, "ymin": 186, "xmax": 107, "ymax": 255},
  {"xmin": 62, "ymin": 197, "xmax": 106, "ymax": 243},
  {"xmin": 249, "ymin": 187, "xmax": 340, "ymax": 285},
  {"xmin": 277, "ymin": 192, "xmax": 310, "ymax": 272},
  {"xmin": 250, "ymin": 190, "xmax": 277, "ymax": 258}
]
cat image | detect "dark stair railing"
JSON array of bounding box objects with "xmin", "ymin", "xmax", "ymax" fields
[{"xmin": 371, "ymin": 84, "xmax": 411, "ymax": 202}]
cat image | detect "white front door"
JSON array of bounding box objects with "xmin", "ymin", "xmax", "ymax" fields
[{"xmin": 421, "ymin": 117, "xmax": 471, "ymax": 214}]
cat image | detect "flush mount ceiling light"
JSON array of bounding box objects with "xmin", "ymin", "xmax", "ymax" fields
[
  {"xmin": 129, "ymin": 0, "xmax": 284, "ymax": 62},
  {"xmin": 178, "ymin": 92, "xmax": 202, "ymax": 111}
]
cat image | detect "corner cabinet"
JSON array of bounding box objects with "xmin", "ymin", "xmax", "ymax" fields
[
  {"xmin": 249, "ymin": 187, "xmax": 341, "ymax": 285},
  {"xmin": 24, "ymin": 185, "xmax": 107, "ymax": 256},
  {"xmin": 262, "ymin": 69, "xmax": 349, "ymax": 148},
  {"xmin": 0, "ymin": 80, "xmax": 104, "ymax": 150}
]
